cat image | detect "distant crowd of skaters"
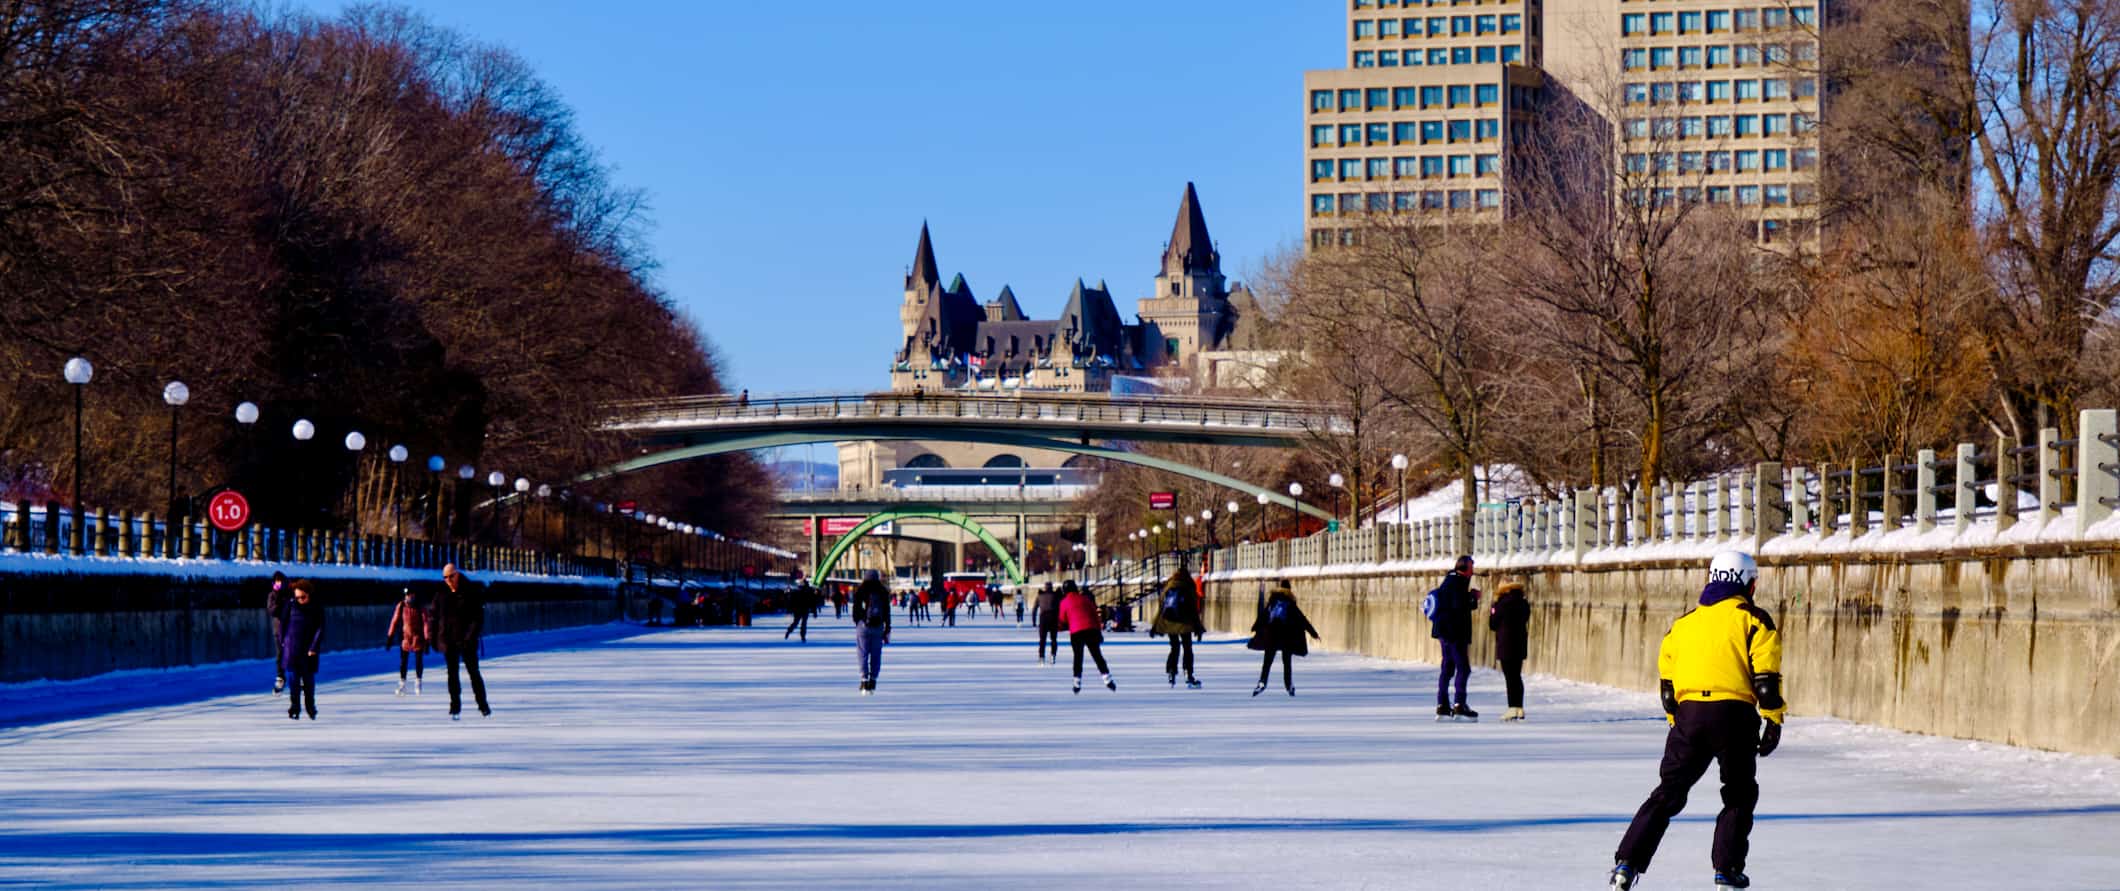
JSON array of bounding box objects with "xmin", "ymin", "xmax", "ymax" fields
[{"xmin": 263, "ymin": 563, "xmax": 493, "ymax": 721}]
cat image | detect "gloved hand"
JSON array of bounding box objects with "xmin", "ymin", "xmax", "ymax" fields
[{"xmin": 1758, "ymin": 719, "xmax": 1782, "ymax": 757}]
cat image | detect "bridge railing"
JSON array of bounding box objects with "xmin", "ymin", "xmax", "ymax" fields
[
  {"xmin": 1203, "ymin": 407, "xmax": 2120, "ymax": 578},
  {"xmin": 776, "ymin": 485, "xmax": 1094, "ymax": 504},
  {"xmin": 604, "ymin": 391, "xmax": 1344, "ymax": 435}
]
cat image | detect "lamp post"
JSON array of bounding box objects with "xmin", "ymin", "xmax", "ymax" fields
[
  {"xmin": 513, "ymin": 477, "xmax": 530, "ymax": 547},
  {"xmin": 161, "ymin": 381, "xmax": 188, "ymax": 527},
  {"xmin": 1329, "ymin": 472, "xmax": 1345, "ymax": 529},
  {"xmin": 455, "ymin": 464, "xmax": 474, "ymax": 545},
  {"xmin": 486, "ymin": 471, "xmax": 505, "ymax": 544},
  {"xmin": 386, "ymin": 445, "xmax": 408, "ymax": 539},
  {"xmin": 1256, "ymin": 491, "xmax": 1270, "ymax": 540},
  {"xmin": 234, "ymin": 402, "xmax": 258, "ymax": 484},
  {"xmin": 63, "ymin": 357, "xmax": 92, "ymax": 515},
  {"xmin": 1182, "ymin": 515, "xmax": 1195, "ymax": 559},
  {"xmin": 1287, "ymin": 482, "xmax": 1304, "ymax": 539},
  {"xmin": 344, "ymin": 432, "xmax": 366, "ymax": 536},
  {"xmin": 1201, "ymin": 509, "xmax": 1215, "ymax": 549},
  {"xmin": 1227, "ymin": 499, "xmax": 1240, "ymax": 547},
  {"xmin": 426, "ymin": 456, "xmax": 446, "ymax": 543},
  {"xmin": 1391, "ymin": 454, "xmax": 1409, "ymax": 525}
]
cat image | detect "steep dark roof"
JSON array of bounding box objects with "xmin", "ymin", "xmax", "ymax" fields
[
  {"xmin": 1163, "ymin": 182, "xmax": 1219, "ymax": 274},
  {"xmin": 907, "ymin": 222, "xmax": 941, "ymax": 290},
  {"xmin": 1056, "ymin": 278, "xmax": 1128, "ymax": 359},
  {"xmin": 986, "ymin": 285, "xmax": 1027, "ymax": 321}
]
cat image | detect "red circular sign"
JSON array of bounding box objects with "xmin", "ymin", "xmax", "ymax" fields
[{"xmin": 206, "ymin": 490, "xmax": 251, "ymax": 532}]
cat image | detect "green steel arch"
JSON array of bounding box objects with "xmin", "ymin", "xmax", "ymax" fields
[
  {"xmin": 809, "ymin": 508, "xmax": 1024, "ymax": 588},
  {"xmin": 573, "ymin": 429, "xmax": 1332, "ymax": 520}
]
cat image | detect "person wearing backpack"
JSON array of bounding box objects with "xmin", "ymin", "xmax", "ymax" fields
[
  {"xmin": 1429, "ymin": 556, "xmax": 1481, "ymax": 721},
  {"xmin": 1151, "ymin": 566, "xmax": 1207, "ymax": 689},
  {"xmin": 1247, "ymin": 581, "xmax": 1320, "ymax": 696},
  {"xmin": 852, "ymin": 570, "xmax": 893, "ymax": 695},
  {"xmin": 1488, "ymin": 581, "xmax": 1532, "ymax": 721}
]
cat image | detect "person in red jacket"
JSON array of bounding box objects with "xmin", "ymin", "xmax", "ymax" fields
[
  {"xmin": 1057, "ymin": 581, "xmax": 1116, "ymax": 694},
  {"xmin": 385, "ymin": 588, "xmax": 427, "ymax": 696}
]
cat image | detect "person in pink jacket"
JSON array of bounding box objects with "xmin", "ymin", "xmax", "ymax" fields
[
  {"xmin": 385, "ymin": 588, "xmax": 427, "ymax": 696},
  {"xmin": 1057, "ymin": 581, "xmax": 1116, "ymax": 694}
]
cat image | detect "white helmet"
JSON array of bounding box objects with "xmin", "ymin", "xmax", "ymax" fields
[{"xmin": 1708, "ymin": 551, "xmax": 1758, "ymax": 587}]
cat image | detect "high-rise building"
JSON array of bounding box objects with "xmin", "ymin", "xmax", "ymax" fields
[
  {"xmin": 1305, "ymin": 1, "xmax": 1825, "ymax": 247},
  {"xmin": 1304, "ymin": 1, "xmax": 1548, "ymax": 248}
]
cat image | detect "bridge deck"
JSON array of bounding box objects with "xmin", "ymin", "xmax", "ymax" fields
[
  {"xmin": 2, "ymin": 621, "xmax": 2112, "ymax": 888},
  {"xmin": 604, "ymin": 392, "xmax": 1343, "ymax": 444}
]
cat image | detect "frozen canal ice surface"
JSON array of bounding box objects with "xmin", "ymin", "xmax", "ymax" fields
[{"xmin": 2, "ymin": 616, "xmax": 2116, "ymax": 890}]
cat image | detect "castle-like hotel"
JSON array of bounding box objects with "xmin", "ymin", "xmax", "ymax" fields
[{"xmin": 890, "ymin": 183, "xmax": 1268, "ymax": 395}]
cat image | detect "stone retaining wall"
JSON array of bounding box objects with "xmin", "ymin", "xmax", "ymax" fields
[{"xmin": 1204, "ymin": 551, "xmax": 2120, "ymax": 757}]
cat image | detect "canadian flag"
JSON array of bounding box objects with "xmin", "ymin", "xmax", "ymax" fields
[{"xmin": 968, "ymin": 353, "xmax": 986, "ymax": 371}]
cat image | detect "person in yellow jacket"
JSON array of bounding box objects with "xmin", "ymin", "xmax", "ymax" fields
[{"xmin": 1609, "ymin": 550, "xmax": 1784, "ymax": 891}]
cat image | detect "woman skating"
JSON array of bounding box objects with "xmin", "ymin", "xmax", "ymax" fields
[
  {"xmin": 1488, "ymin": 581, "xmax": 1531, "ymax": 721},
  {"xmin": 1056, "ymin": 581, "xmax": 1115, "ymax": 693},
  {"xmin": 386, "ymin": 588, "xmax": 427, "ymax": 696},
  {"xmin": 1151, "ymin": 567, "xmax": 1206, "ymax": 688},
  {"xmin": 1248, "ymin": 581, "xmax": 1320, "ymax": 697},
  {"xmin": 279, "ymin": 579, "xmax": 326, "ymax": 719}
]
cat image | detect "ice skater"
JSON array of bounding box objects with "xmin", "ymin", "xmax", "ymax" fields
[
  {"xmin": 1034, "ymin": 582, "xmax": 1064, "ymax": 665},
  {"xmin": 1488, "ymin": 580, "xmax": 1531, "ymax": 721},
  {"xmin": 278, "ymin": 579, "xmax": 325, "ymax": 720},
  {"xmin": 1609, "ymin": 551, "xmax": 1785, "ymax": 891},
  {"xmin": 386, "ymin": 588, "xmax": 427, "ymax": 695},
  {"xmin": 1056, "ymin": 581, "xmax": 1114, "ymax": 693},
  {"xmin": 1427, "ymin": 556, "xmax": 1481, "ymax": 721},
  {"xmin": 1248, "ymin": 581, "xmax": 1319, "ymax": 696},
  {"xmin": 785, "ymin": 579, "xmax": 817, "ymax": 642},
  {"xmin": 265, "ymin": 571, "xmax": 288, "ymax": 693},
  {"xmin": 852, "ymin": 570, "xmax": 892, "ymax": 695},
  {"xmin": 1151, "ymin": 566, "xmax": 1205, "ymax": 688},
  {"xmin": 434, "ymin": 563, "xmax": 490, "ymax": 720}
]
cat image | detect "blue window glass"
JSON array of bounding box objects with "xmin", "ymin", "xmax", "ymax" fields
[
  {"xmin": 1622, "ymin": 49, "xmax": 1647, "ymax": 70},
  {"xmin": 1476, "ymin": 189, "xmax": 1500, "ymax": 209},
  {"xmin": 1735, "ymin": 149, "xmax": 1760, "ymax": 170},
  {"xmin": 1367, "ymin": 123, "xmax": 1390, "ymax": 143},
  {"xmin": 1706, "ymin": 10, "xmax": 1731, "ymax": 31},
  {"xmin": 1447, "ymin": 155, "xmax": 1471, "ymax": 177},
  {"xmin": 1421, "ymin": 156, "xmax": 1445, "ymax": 177},
  {"xmin": 1706, "ymin": 80, "xmax": 1731, "ymax": 102},
  {"xmin": 1428, "ymin": 16, "xmax": 1446, "ymax": 36},
  {"xmin": 1763, "ymin": 149, "xmax": 1787, "ymax": 170},
  {"xmin": 1707, "ymin": 46, "xmax": 1731, "ymax": 67},
  {"xmin": 1339, "ymin": 194, "xmax": 1362, "ymax": 212},
  {"xmin": 1476, "ymin": 84, "xmax": 1498, "ymax": 105},
  {"xmin": 1380, "ymin": 51, "xmax": 1400, "ymax": 67},
  {"xmin": 1393, "ymin": 87, "xmax": 1418, "ymax": 107},
  {"xmin": 1427, "ymin": 48, "xmax": 1447, "ymax": 65},
  {"xmin": 1451, "ymin": 46, "xmax": 1472, "ymax": 64},
  {"xmin": 1395, "ymin": 122, "xmax": 1419, "ymax": 142},
  {"xmin": 1477, "ymin": 46, "xmax": 1497, "ymax": 63},
  {"xmin": 1650, "ymin": 47, "xmax": 1674, "ymax": 69},
  {"xmin": 1678, "ymin": 11, "xmax": 1702, "ymax": 33},
  {"xmin": 1734, "ymin": 115, "xmax": 1757, "ymax": 137},
  {"xmin": 1621, "ymin": 13, "xmax": 1645, "ymax": 35},
  {"xmin": 1707, "ymin": 116, "xmax": 1732, "ymax": 137},
  {"xmin": 1312, "ymin": 125, "xmax": 1334, "ymax": 146},
  {"xmin": 1500, "ymin": 14, "xmax": 1521, "ymax": 33},
  {"xmin": 1342, "ymin": 124, "xmax": 1363, "ymax": 143},
  {"xmin": 1625, "ymin": 83, "xmax": 1649, "ymax": 105},
  {"xmin": 1355, "ymin": 51, "xmax": 1376, "ymax": 67},
  {"xmin": 1679, "ymin": 47, "xmax": 1702, "ymax": 68},
  {"xmin": 1476, "ymin": 118, "xmax": 1500, "ymax": 140},
  {"xmin": 1735, "ymin": 79, "xmax": 1760, "ymax": 100},
  {"xmin": 1420, "ymin": 120, "xmax": 1444, "ymax": 143},
  {"xmin": 1394, "ymin": 157, "xmax": 1419, "ymax": 177},
  {"xmin": 1354, "ymin": 20, "xmax": 1376, "ymax": 38},
  {"xmin": 1501, "ymin": 45, "xmax": 1522, "ymax": 63},
  {"xmin": 1380, "ymin": 19, "xmax": 1400, "ymax": 36},
  {"xmin": 1340, "ymin": 159, "xmax": 1363, "ymax": 179},
  {"xmin": 1649, "ymin": 12, "xmax": 1673, "ymax": 34},
  {"xmin": 1475, "ymin": 154, "xmax": 1499, "ymax": 175},
  {"xmin": 1368, "ymin": 88, "xmax": 1390, "ymax": 108},
  {"xmin": 1421, "ymin": 85, "xmax": 1444, "ymax": 107},
  {"xmin": 1312, "ymin": 194, "xmax": 1335, "ymax": 215},
  {"xmin": 1476, "ymin": 14, "xmax": 1496, "ymax": 34},
  {"xmin": 1447, "ymin": 119, "xmax": 1472, "ymax": 142},
  {"xmin": 1448, "ymin": 85, "xmax": 1471, "ymax": 106},
  {"xmin": 1368, "ymin": 193, "xmax": 1389, "ymax": 212},
  {"xmin": 1451, "ymin": 15, "xmax": 1470, "ymax": 34},
  {"xmin": 1340, "ymin": 89, "xmax": 1362, "ymax": 110},
  {"xmin": 1312, "ymin": 160, "xmax": 1335, "ymax": 181},
  {"xmin": 1311, "ymin": 90, "xmax": 1333, "ymax": 112},
  {"xmin": 1395, "ymin": 192, "xmax": 1418, "ymax": 210},
  {"xmin": 1368, "ymin": 158, "xmax": 1390, "ymax": 179}
]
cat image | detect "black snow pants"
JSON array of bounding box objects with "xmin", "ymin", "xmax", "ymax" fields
[
  {"xmin": 1615, "ymin": 699, "xmax": 1762, "ymax": 876},
  {"xmin": 1165, "ymin": 634, "xmax": 1194, "ymax": 677}
]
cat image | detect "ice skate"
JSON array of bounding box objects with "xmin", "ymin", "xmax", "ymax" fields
[
  {"xmin": 288, "ymin": 705, "xmax": 299, "ymax": 720},
  {"xmin": 1606, "ymin": 863, "xmax": 1638, "ymax": 890},
  {"xmin": 1452, "ymin": 703, "xmax": 1479, "ymax": 722},
  {"xmin": 1436, "ymin": 704, "xmax": 1453, "ymax": 721},
  {"xmin": 1252, "ymin": 683, "xmax": 1266, "ymax": 697},
  {"xmin": 1103, "ymin": 674, "xmax": 1116, "ymax": 692},
  {"xmin": 1168, "ymin": 672, "xmax": 1177, "ymax": 688},
  {"xmin": 414, "ymin": 678, "xmax": 423, "ymax": 695},
  {"xmin": 1503, "ymin": 707, "xmax": 1525, "ymax": 722},
  {"xmin": 1285, "ymin": 684, "xmax": 1296, "ymax": 697},
  {"xmin": 273, "ymin": 675, "xmax": 285, "ymax": 695},
  {"xmin": 1072, "ymin": 678, "xmax": 1082, "ymax": 694},
  {"xmin": 450, "ymin": 712, "xmax": 461, "ymax": 722},
  {"xmin": 1714, "ymin": 870, "xmax": 1751, "ymax": 888},
  {"xmin": 1186, "ymin": 676, "xmax": 1202, "ymax": 689},
  {"xmin": 395, "ymin": 680, "xmax": 406, "ymax": 697}
]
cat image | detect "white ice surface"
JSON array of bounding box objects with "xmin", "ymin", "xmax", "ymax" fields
[{"xmin": 2, "ymin": 617, "xmax": 2116, "ymax": 890}]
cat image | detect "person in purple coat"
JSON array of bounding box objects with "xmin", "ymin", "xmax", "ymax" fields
[{"xmin": 279, "ymin": 579, "xmax": 326, "ymax": 720}]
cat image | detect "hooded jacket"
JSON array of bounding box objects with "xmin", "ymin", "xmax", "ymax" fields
[
  {"xmin": 1150, "ymin": 571, "xmax": 1206, "ymax": 637},
  {"xmin": 1248, "ymin": 587, "xmax": 1320, "ymax": 656},
  {"xmin": 1487, "ymin": 583, "xmax": 1530, "ymax": 663}
]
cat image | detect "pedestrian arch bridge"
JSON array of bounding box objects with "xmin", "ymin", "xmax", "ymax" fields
[{"xmin": 584, "ymin": 391, "xmax": 1343, "ymax": 520}]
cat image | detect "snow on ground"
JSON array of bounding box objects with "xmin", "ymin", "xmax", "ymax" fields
[{"xmin": 2, "ymin": 617, "xmax": 2116, "ymax": 890}]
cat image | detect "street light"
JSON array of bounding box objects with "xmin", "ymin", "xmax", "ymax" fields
[
  {"xmin": 513, "ymin": 477, "xmax": 531, "ymax": 547},
  {"xmin": 162, "ymin": 381, "xmax": 188, "ymax": 528},
  {"xmin": 387, "ymin": 445, "xmax": 408, "ymax": 539},
  {"xmin": 428, "ymin": 456, "xmax": 447, "ymax": 544},
  {"xmin": 1256, "ymin": 491, "xmax": 1270, "ymax": 540},
  {"xmin": 62, "ymin": 358, "xmax": 92, "ymax": 537},
  {"xmin": 343, "ymin": 432, "xmax": 366, "ymax": 534},
  {"xmin": 1287, "ymin": 482, "xmax": 1304, "ymax": 539},
  {"xmin": 1227, "ymin": 499, "xmax": 1240, "ymax": 546},
  {"xmin": 1329, "ymin": 472, "xmax": 1345, "ymax": 528},
  {"xmin": 292, "ymin": 419, "xmax": 315, "ymax": 441},
  {"xmin": 1391, "ymin": 453, "xmax": 1409, "ymax": 526},
  {"xmin": 1201, "ymin": 509, "xmax": 1215, "ymax": 549},
  {"xmin": 235, "ymin": 402, "xmax": 259, "ymax": 425}
]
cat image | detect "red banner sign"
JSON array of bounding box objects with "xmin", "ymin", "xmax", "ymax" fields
[
  {"xmin": 802, "ymin": 517, "xmax": 867, "ymax": 537},
  {"xmin": 1149, "ymin": 492, "xmax": 1176, "ymax": 510}
]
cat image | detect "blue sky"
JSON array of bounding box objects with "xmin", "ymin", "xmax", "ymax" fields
[{"xmin": 295, "ymin": 1, "xmax": 1342, "ymax": 393}]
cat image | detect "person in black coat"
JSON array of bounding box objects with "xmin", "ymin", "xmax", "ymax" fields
[
  {"xmin": 265, "ymin": 571, "xmax": 289, "ymax": 694},
  {"xmin": 1488, "ymin": 581, "xmax": 1531, "ymax": 721},
  {"xmin": 1431, "ymin": 556, "xmax": 1481, "ymax": 720},
  {"xmin": 278, "ymin": 579, "xmax": 325, "ymax": 720},
  {"xmin": 1034, "ymin": 582, "xmax": 1065, "ymax": 665},
  {"xmin": 1247, "ymin": 581, "xmax": 1320, "ymax": 697},
  {"xmin": 784, "ymin": 580, "xmax": 818, "ymax": 642},
  {"xmin": 434, "ymin": 564, "xmax": 490, "ymax": 719},
  {"xmin": 1151, "ymin": 567, "xmax": 1207, "ymax": 688}
]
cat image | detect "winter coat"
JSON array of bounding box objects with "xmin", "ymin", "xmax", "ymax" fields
[
  {"xmin": 789, "ymin": 586, "xmax": 818, "ymax": 615},
  {"xmin": 1488, "ymin": 584, "xmax": 1530, "ymax": 663},
  {"xmin": 1150, "ymin": 574, "xmax": 1206, "ymax": 637},
  {"xmin": 264, "ymin": 580, "xmax": 287, "ymax": 621},
  {"xmin": 433, "ymin": 580, "xmax": 486, "ymax": 652},
  {"xmin": 852, "ymin": 579, "xmax": 893, "ymax": 630},
  {"xmin": 1035, "ymin": 586, "xmax": 1065, "ymax": 631},
  {"xmin": 1429, "ymin": 571, "xmax": 1478, "ymax": 643},
  {"xmin": 1058, "ymin": 590, "xmax": 1101, "ymax": 634},
  {"xmin": 1248, "ymin": 589, "xmax": 1320, "ymax": 656},
  {"xmin": 280, "ymin": 598, "xmax": 326, "ymax": 671},
  {"xmin": 388, "ymin": 600, "xmax": 428, "ymax": 652}
]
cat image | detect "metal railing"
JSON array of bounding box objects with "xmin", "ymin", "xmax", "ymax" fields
[
  {"xmin": 775, "ymin": 485, "xmax": 1094, "ymax": 504},
  {"xmin": 1193, "ymin": 408, "xmax": 2120, "ymax": 576},
  {"xmin": 601, "ymin": 390, "xmax": 1348, "ymax": 437}
]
